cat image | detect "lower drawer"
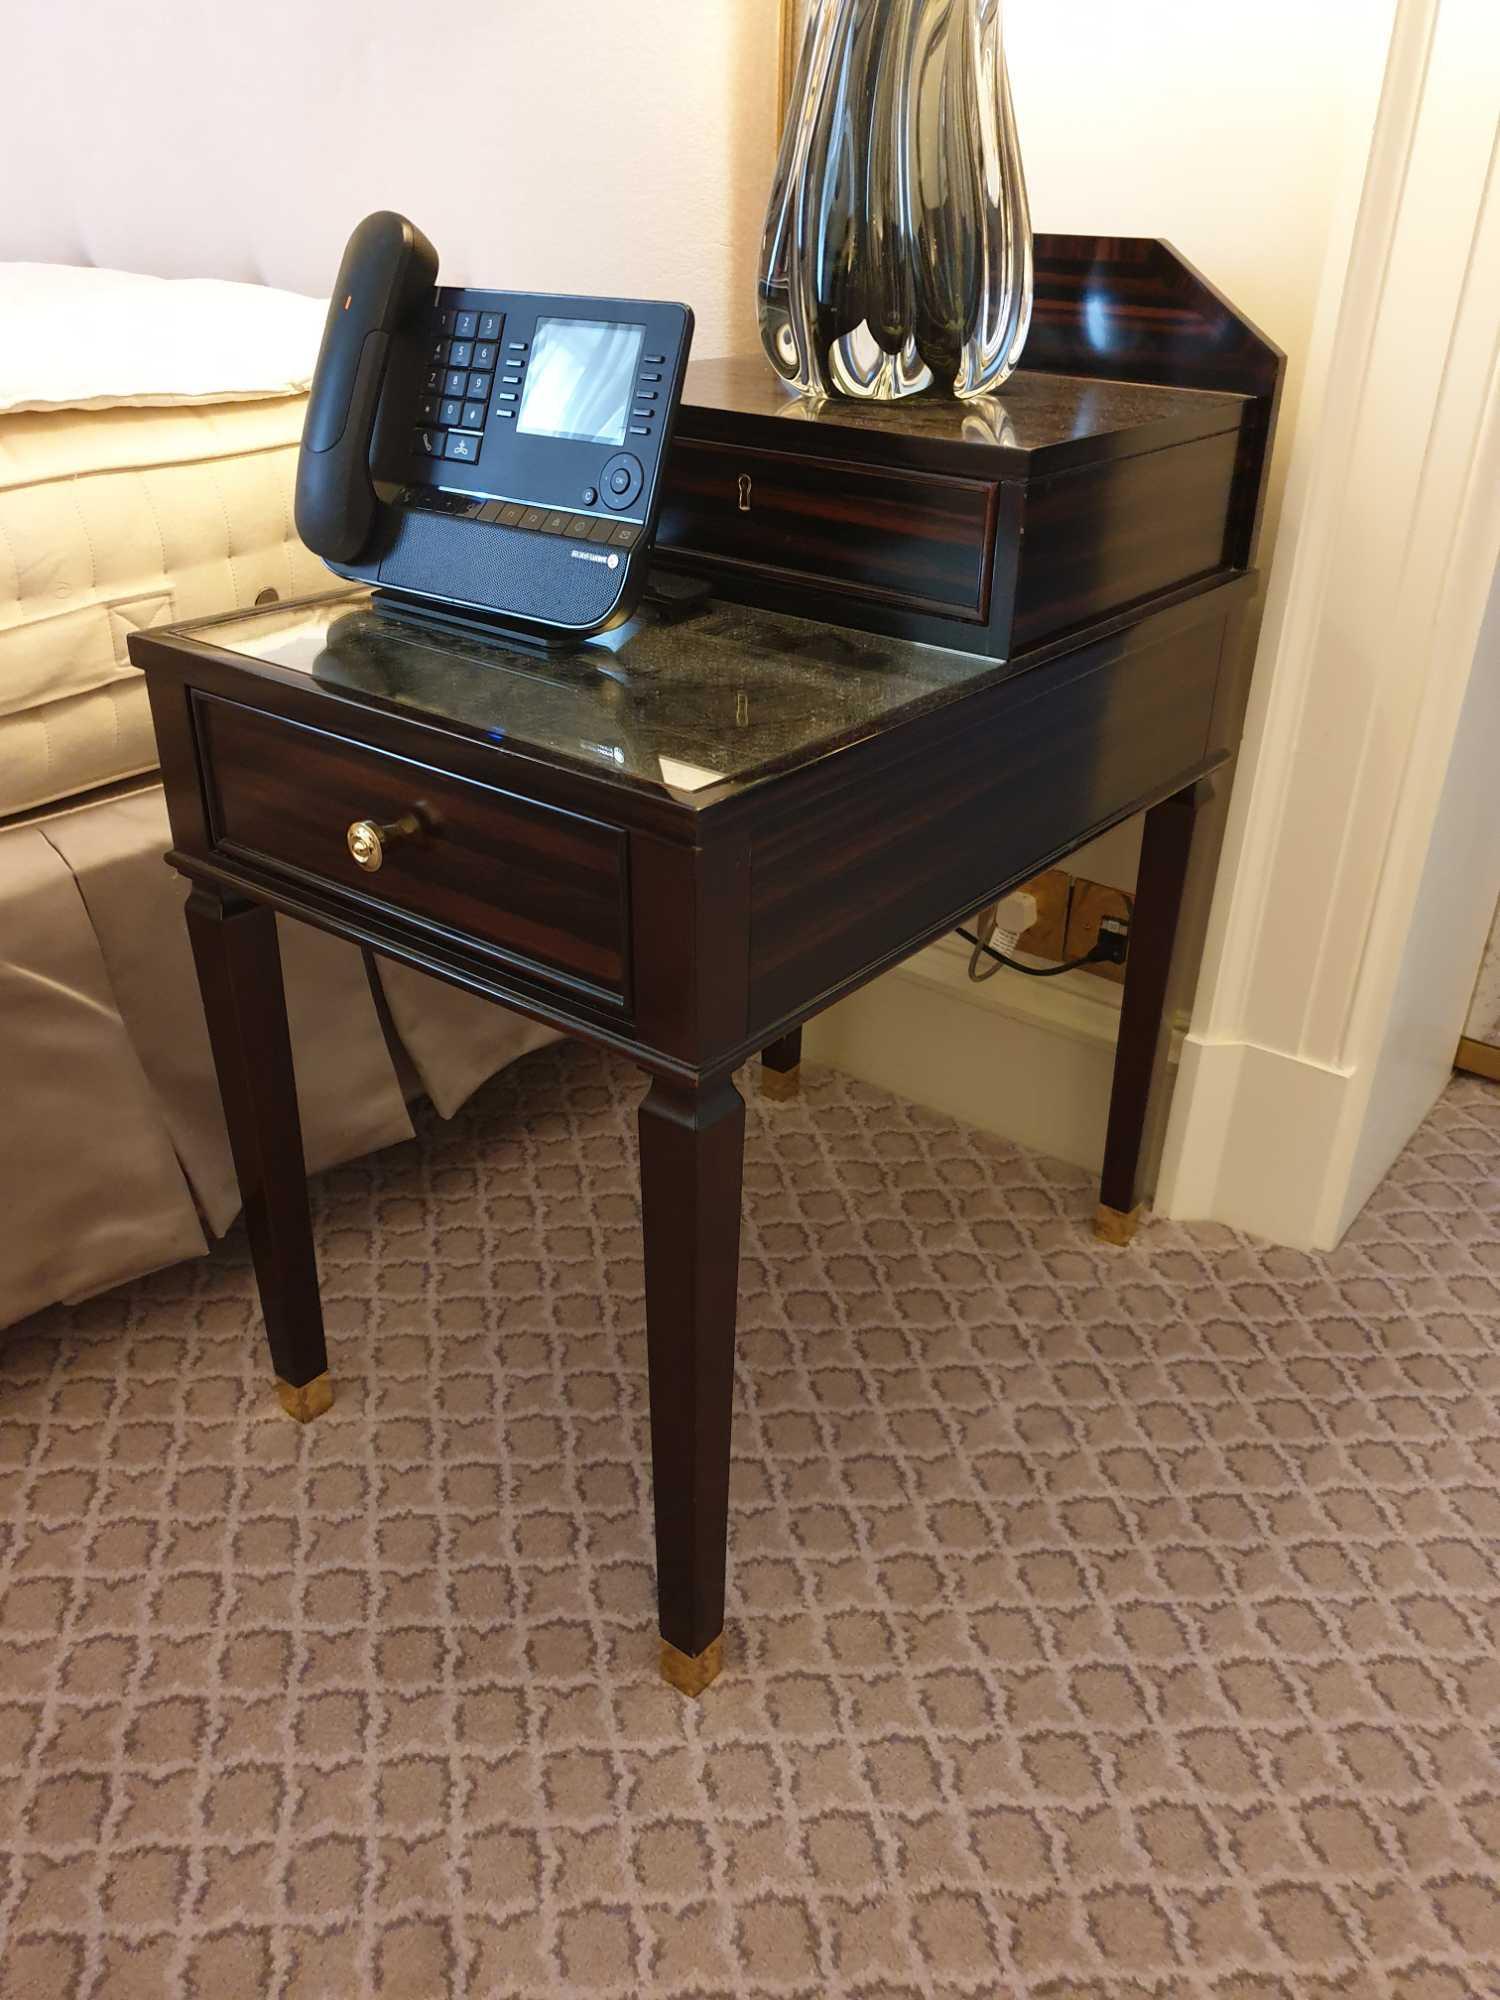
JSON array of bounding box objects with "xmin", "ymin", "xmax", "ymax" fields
[{"xmin": 194, "ymin": 694, "xmax": 629, "ymax": 1002}]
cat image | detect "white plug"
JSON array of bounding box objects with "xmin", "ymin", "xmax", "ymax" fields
[{"xmin": 990, "ymin": 889, "xmax": 1038, "ymax": 957}]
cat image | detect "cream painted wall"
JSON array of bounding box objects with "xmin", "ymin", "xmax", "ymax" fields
[
  {"xmin": 0, "ymin": 0, "xmax": 781, "ymax": 359},
  {"xmin": 1007, "ymin": 2, "xmax": 1374, "ymax": 552}
]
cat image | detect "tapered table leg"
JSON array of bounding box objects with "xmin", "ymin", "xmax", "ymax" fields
[
  {"xmin": 1096, "ymin": 783, "xmax": 1203, "ymax": 1244},
  {"xmin": 185, "ymin": 887, "xmax": 331, "ymax": 1418},
  {"xmin": 760, "ymin": 1027, "xmax": 802, "ymax": 1102},
  {"xmin": 638, "ymin": 1070, "xmax": 745, "ymax": 1695}
]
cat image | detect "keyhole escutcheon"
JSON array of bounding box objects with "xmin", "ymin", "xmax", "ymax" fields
[{"xmin": 737, "ymin": 473, "xmax": 753, "ymax": 514}]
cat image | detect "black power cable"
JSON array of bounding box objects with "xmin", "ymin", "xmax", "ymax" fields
[{"xmin": 958, "ymin": 922, "xmax": 1127, "ymax": 982}]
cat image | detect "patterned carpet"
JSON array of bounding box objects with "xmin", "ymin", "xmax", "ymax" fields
[{"xmin": 2, "ymin": 1043, "xmax": 1499, "ymax": 2000}]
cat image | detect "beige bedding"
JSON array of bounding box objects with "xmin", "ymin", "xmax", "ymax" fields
[
  {"xmin": 0, "ymin": 396, "xmax": 326, "ymax": 814},
  {"xmin": 0, "ymin": 786, "xmax": 561, "ymax": 1333}
]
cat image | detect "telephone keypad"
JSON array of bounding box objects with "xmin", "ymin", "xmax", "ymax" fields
[{"xmin": 405, "ymin": 297, "xmax": 657, "ymax": 562}]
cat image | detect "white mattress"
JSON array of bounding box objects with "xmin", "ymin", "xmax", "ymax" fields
[{"xmin": 0, "ymin": 396, "xmax": 327, "ymax": 814}]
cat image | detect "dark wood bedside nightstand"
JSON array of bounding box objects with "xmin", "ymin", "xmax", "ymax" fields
[{"xmin": 134, "ymin": 571, "xmax": 1247, "ymax": 1693}]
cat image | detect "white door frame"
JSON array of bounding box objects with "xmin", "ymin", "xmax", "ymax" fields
[{"xmin": 1158, "ymin": 0, "xmax": 1500, "ymax": 1247}]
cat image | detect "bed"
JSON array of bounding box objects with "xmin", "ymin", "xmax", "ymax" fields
[{"xmin": 0, "ymin": 265, "xmax": 558, "ymax": 1330}]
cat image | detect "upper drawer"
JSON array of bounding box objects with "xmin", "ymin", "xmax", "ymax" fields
[
  {"xmin": 657, "ymin": 440, "xmax": 996, "ymax": 622},
  {"xmin": 194, "ymin": 694, "xmax": 629, "ymax": 1004}
]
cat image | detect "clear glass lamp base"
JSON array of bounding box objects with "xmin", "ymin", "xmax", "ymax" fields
[{"xmin": 758, "ymin": 0, "xmax": 1034, "ymax": 404}]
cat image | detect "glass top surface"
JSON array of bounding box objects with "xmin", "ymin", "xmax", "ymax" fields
[{"xmin": 194, "ymin": 589, "xmax": 1009, "ymax": 808}]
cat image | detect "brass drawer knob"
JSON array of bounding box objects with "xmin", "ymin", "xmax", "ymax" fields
[{"xmin": 346, "ymin": 812, "xmax": 420, "ymax": 872}]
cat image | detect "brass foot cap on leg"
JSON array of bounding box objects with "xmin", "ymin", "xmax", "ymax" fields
[
  {"xmin": 660, "ymin": 1635, "xmax": 723, "ymax": 1697},
  {"xmin": 761, "ymin": 1065, "xmax": 801, "ymax": 1103},
  {"xmin": 275, "ymin": 1373, "xmax": 334, "ymax": 1423},
  {"xmin": 1093, "ymin": 1202, "xmax": 1144, "ymax": 1247}
]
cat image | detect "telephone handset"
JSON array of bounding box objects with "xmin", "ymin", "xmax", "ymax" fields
[
  {"xmin": 297, "ymin": 213, "xmax": 438, "ymax": 564},
  {"xmin": 295, "ymin": 211, "xmax": 694, "ymax": 643}
]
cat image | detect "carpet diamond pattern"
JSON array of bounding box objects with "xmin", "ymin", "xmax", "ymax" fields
[{"xmin": 1, "ymin": 1044, "xmax": 1498, "ymax": 1997}]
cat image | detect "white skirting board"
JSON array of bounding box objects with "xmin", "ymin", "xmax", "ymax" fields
[{"xmin": 804, "ymin": 932, "xmax": 1182, "ymax": 1174}]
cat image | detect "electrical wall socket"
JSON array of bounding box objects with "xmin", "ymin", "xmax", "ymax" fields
[
  {"xmin": 1065, "ymin": 878, "xmax": 1134, "ymax": 986},
  {"xmin": 1001, "ymin": 868, "xmax": 1134, "ymax": 983}
]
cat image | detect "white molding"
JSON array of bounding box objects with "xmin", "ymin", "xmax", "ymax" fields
[
  {"xmin": 805, "ymin": 939, "xmax": 1187, "ymax": 1172},
  {"xmin": 1160, "ymin": 0, "xmax": 1500, "ymax": 1248},
  {"xmin": 895, "ymin": 933, "xmax": 1126, "ymax": 1049}
]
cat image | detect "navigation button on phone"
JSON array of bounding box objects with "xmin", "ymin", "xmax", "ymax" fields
[{"xmin": 604, "ymin": 456, "xmax": 644, "ymax": 508}]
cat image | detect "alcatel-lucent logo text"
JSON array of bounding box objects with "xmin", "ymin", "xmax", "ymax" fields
[{"xmin": 571, "ymin": 550, "xmax": 620, "ymax": 569}]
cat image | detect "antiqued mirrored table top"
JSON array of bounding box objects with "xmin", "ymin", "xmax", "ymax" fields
[{"xmin": 193, "ymin": 588, "xmax": 1013, "ymax": 809}]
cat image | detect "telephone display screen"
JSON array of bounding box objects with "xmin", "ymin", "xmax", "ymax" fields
[{"xmin": 516, "ymin": 319, "xmax": 645, "ymax": 447}]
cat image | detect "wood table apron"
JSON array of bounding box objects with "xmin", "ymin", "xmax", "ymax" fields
[{"xmin": 137, "ymin": 572, "xmax": 1248, "ymax": 1695}]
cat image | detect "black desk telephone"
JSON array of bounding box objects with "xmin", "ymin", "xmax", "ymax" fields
[{"xmin": 295, "ymin": 212, "xmax": 694, "ymax": 643}]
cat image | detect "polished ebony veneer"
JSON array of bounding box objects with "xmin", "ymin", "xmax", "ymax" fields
[
  {"xmin": 131, "ymin": 236, "xmax": 1284, "ymax": 1694},
  {"xmin": 659, "ymin": 238, "xmax": 1281, "ymax": 661}
]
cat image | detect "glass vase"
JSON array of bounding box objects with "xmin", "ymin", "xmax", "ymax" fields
[{"xmin": 758, "ymin": 0, "xmax": 1033, "ymax": 403}]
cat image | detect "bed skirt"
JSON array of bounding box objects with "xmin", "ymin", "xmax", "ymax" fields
[{"xmin": 0, "ymin": 784, "xmax": 560, "ymax": 1332}]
